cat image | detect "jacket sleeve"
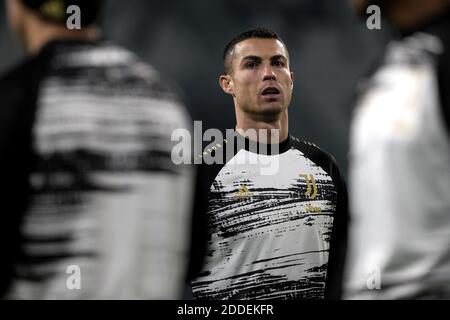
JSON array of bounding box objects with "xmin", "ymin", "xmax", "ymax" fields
[
  {"xmin": 324, "ymin": 160, "xmax": 349, "ymax": 300},
  {"xmin": 0, "ymin": 60, "xmax": 40, "ymax": 296},
  {"xmin": 437, "ymin": 34, "xmax": 450, "ymax": 140}
]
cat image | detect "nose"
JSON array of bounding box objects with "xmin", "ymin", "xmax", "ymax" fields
[{"xmin": 262, "ymin": 65, "xmax": 276, "ymax": 81}]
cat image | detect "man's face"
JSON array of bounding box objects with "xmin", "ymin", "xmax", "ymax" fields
[{"xmin": 222, "ymin": 38, "xmax": 294, "ymax": 118}]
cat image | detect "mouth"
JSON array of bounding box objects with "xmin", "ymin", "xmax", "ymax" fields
[{"xmin": 261, "ymin": 87, "xmax": 281, "ymax": 97}]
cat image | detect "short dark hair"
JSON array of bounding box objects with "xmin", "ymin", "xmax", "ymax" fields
[{"xmin": 223, "ymin": 28, "xmax": 287, "ymax": 74}]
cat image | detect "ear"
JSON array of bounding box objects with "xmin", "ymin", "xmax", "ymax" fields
[
  {"xmin": 290, "ymin": 71, "xmax": 294, "ymax": 89},
  {"xmin": 219, "ymin": 74, "xmax": 234, "ymax": 96}
]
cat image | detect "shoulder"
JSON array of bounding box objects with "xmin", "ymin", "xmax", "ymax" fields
[
  {"xmin": 0, "ymin": 55, "xmax": 40, "ymax": 87},
  {"xmin": 0, "ymin": 55, "xmax": 43, "ymax": 121},
  {"xmin": 99, "ymin": 42, "xmax": 191, "ymax": 122},
  {"xmin": 290, "ymin": 136, "xmax": 339, "ymax": 173},
  {"xmin": 289, "ymin": 135, "xmax": 346, "ymax": 193},
  {"xmin": 101, "ymin": 42, "xmax": 186, "ymax": 102}
]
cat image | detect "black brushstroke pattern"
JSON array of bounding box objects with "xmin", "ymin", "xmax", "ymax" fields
[{"xmin": 192, "ymin": 152, "xmax": 339, "ymax": 300}]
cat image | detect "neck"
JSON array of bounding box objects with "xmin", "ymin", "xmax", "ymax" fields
[
  {"xmin": 23, "ymin": 17, "xmax": 99, "ymax": 55},
  {"xmin": 235, "ymin": 107, "xmax": 289, "ymax": 144}
]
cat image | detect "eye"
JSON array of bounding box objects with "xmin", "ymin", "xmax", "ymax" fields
[
  {"xmin": 273, "ymin": 60, "xmax": 286, "ymax": 67},
  {"xmin": 245, "ymin": 61, "xmax": 258, "ymax": 69}
]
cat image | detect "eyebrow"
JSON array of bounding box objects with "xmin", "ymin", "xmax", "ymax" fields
[
  {"xmin": 240, "ymin": 55, "xmax": 287, "ymax": 63},
  {"xmin": 270, "ymin": 55, "xmax": 287, "ymax": 62},
  {"xmin": 241, "ymin": 55, "xmax": 262, "ymax": 63}
]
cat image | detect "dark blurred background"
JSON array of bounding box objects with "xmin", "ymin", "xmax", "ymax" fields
[{"xmin": 0, "ymin": 0, "xmax": 391, "ymax": 176}]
